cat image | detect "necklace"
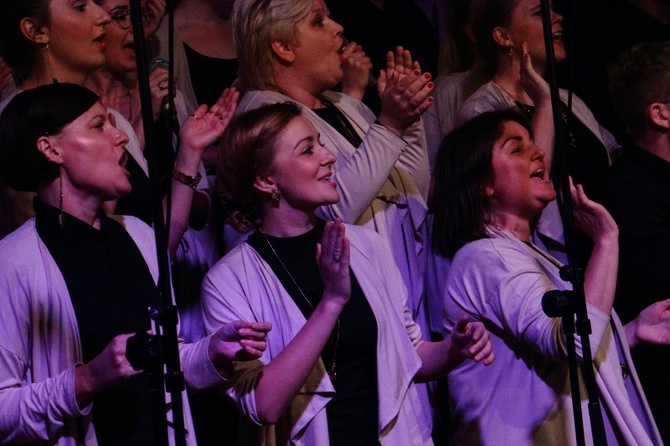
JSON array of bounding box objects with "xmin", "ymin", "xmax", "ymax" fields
[{"xmin": 260, "ymin": 229, "xmax": 341, "ymax": 380}]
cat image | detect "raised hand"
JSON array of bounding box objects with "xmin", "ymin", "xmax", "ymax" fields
[
  {"xmin": 180, "ymin": 87, "xmax": 239, "ymax": 153},
  {"xmin": 376, "ymin": 46, "xmax": 434, "ymax": 138},
  {"xmin": 339, "ymin": 40, "xmax": 373, "ymax": 101},
  {"xmin": 316, "ymin": 219, "xmax": 351, "ymax": 307},
  {"xmin": 519, "ymin": 41, "xmax": 551, "ymax": 106},
  {"xmin": 569, "ymin": 177, "xmax": 618, "ymax": 244},
  {"xmin": 208, "ymin": 320, "xmax": 272, "ymax": 365},
  {"xmin": 450, "ymin": 315, "xmax": 495, "ymax": 365},
  {"xmin": 141, "ymin": 0, "xmax": 167, "ymax": 37},
  {"xmin": 148, "ymin": 67, "xmax": 171, "ymax": 122}
]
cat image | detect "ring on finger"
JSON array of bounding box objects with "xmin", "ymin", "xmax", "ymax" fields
[{"xmin": 158, "ymin": 82, "xmax": 165, "ymax": 90}]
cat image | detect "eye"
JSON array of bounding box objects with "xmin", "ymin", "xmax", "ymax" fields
[
  {"xmin": 511, "ymin": 146, "xmax": 522, "ymax": 154},
  {"xmin": 303, "ymin": 145, "xmax": 315, "ymax": 155},
  {"xmin": 74, "ymin": 1, "xmax": 87, "ymax": 11}
]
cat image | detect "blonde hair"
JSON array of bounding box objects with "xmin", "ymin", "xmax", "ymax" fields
[{"xmin": 232, "ymin": 0, "xmax": 312, "ymax": 91}]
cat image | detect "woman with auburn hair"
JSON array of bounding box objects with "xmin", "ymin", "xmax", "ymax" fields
[
  {"xmin": 202, "ymin": 102, "xmax": 494, "ymax": 446},
  {"xmin": 231, "ymin": 0, "xmax": 435, "ymax": 346}
]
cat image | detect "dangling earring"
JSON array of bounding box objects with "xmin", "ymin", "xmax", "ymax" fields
[
  {"xmin": 271, "ymin": 188, "xmax": 280, "ymax": 203},
  {"xmin": 58, "ymin": 166, "xmax": 64, "ymax": 228},
  {"xmin": 45, "ymin": 42, "xmax": 59, "ymax": 84},
  {"xmin": 508, "ymin": 45, "xmax": 514, "ymax": 67}
]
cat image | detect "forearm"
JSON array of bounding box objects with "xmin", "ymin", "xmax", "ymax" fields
[
  {"xmin": 414, "ymin": 339, "xmax": 460, "ymax": 382},
  {"xmin": 584, "ymin": 235, "xmax": 619, "ymax": 315},
  {"xmin": 253, "ymin": 299, "xmax": 343, "ymax": 424}
]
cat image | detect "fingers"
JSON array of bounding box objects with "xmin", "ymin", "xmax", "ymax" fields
[{"xmin": 453, "ymin": 314, "xmax": 471, "ymax": 334}]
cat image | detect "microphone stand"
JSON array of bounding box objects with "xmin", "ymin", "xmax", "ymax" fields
[
  {"xmin": 128, "ymin": 1, "xmax": 187, "ymax": 445},
  {"xmin": 539, "ymin": 0, "xmax": 606, "ymax": 444}
]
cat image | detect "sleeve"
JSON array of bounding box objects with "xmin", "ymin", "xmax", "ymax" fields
[
  {"xmin": 179, "ymin": 334, "xmax": 228, "ymax": 391},
  {"xmin": 393, "ymin": 119, "xmax": 431, "ymax": 201},
  {"xmin": 0, "ymin": 260, "xmax": 90, "ymax": 443},
  {"xmin": 446, "ymin": 240, "xmax": 610, "ymax": 362},
  {"xmin": 200, "ymin": 263, "xmax": 265, "ymax": 425}
]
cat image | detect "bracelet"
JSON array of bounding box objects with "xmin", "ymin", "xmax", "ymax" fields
[{"xmin": 173, "ymin": 170, "xmax": 202, "ymax": 190}]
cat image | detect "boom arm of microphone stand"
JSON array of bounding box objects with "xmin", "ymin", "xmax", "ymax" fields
[
  {"xmin": 129, "ymin": 1, "xmax": 186, "ymax": 445},
  {"xmin": 540, "ymin": 0, "xmax": 606, "ymax": 444}
]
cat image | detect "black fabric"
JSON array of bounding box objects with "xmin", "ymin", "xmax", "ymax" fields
[
  {"xmin": 596, "ymin": 141, "xmax": 670, "ymax": 443},
  {"xmin": 313, "ymin": 102, "xmax": 363, "ymax": 148},
  {"xmin": 183, "ymin": 43, "xmax": 239, "ymax": 107},
  {"xmin": 247, "ymin": 222, "xmax": 380, "ymax": 445},
  {"xmin": 35, "ymin": 198, "xmax": 159, "ymax": 446}
]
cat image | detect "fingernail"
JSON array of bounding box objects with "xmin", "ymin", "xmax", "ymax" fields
[
  {"xmin": 338, "ymin": 54, "xmax": 347, "ymax": 63},
  {"xmin": 427, "ymin": 97, "xmax": 434, "ymax": 103},
  {"xmin": 427, "ymin": 82, "xmax": 434, "ymax": 89},
  {"xmin": 413, "ymin": 69, "xmax": 420, "ymax": 76},
  {"xmin": 423, "ymin": 72, "xmax": 431, "ymax": 80}
]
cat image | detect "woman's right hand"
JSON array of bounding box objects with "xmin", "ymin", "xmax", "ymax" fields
[
  {"xmin": 74, "ymin": 333, "xmax": 141, "ymax": 407},
  {"xmin": 376, "ymin": 46, "xmax": 434, "ymax": 138},
  {"xmin": 317, "ymin": 219, "xmax": 351, "ymax": 307},
  {"xmin": 519, "ymin": 41, "xmax": 551, "ymax": 106}
]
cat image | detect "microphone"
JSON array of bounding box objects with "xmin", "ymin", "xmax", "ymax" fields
[
  {"xmin": 149, "ymin": 57, "xmax": 178, "ymax": 129},
  {"xmin": 339, "ymin": 36, "xmax": 377, "ymax": 88},
  {"xmin": 542, "ymin": 289, "xmax": 574, "ymax": 318}
]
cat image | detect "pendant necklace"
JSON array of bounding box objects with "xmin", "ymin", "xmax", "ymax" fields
[{"xmin": 260, "ymin": 229, "xmax": 341, "ymax": 380}]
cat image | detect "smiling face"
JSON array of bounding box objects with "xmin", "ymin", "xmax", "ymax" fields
[
  {"xmin": 51, "ymin": 101, "xmax": 132, "ymax": 202},
  {"xmin": 259, "ymin": 115, "xmax": 338, "ymax": 213},
  {"xmin": 40, "ymin": 0, "xmax": 111, "ymax": 77},
  {"xmin": 290, "ymin": 0, "xmax": 345, "ymax": 93},
  {"xmin": 487, "ymin": 119, "xmax": 556, "ymax": 221},
  {"xmin": 502, "ymin": 0, "xmax": 564, "ymax": 69}
]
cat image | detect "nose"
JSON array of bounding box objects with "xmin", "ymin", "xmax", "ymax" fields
[
  {"xmin": 331, "ymin": 17, "xmax": 344, "ymax": 37},
  {"xmin": 94, "ymin": 2, "xmax": 112, "ymax": 26},
  {"xmin": 319, "ymin": 145, "xmax": 337, "ymax": 166},
  {"xmin": 531, "ymin": 144, "xmax": 545, "ymax": 160},
  {"xmin": 114, "ymin": 126, "xmax": 130, "ymax": 146},
  {"xmin": 551, "ymin": 9, "xmax": 563, "ymax": 24}
]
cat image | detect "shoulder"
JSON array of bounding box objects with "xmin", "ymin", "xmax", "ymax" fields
[
  {"xmin": 450, "ymin": 233, "xmax": 535, "ymax": 280},
  {"xmin": 237, "ymin": 90, "xmax": 293, "ymax": 113},
  {"xmin": 457, "ymin": 81, "xmax": 510, "ymax": 124},
  {"xmin": 0, "ymin": 219, "xmax": 40, "ymax": 264}
]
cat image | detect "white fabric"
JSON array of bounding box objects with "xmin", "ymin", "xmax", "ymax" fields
[
  {"xmin": 201, "ymin": 224, "xmax": 433, "ymax": 446},
  {"xmin": 443, "ymin": 227, "xmax": 662, "ymax": 446},
  {"xmin": 0, "ymin": 216, "xmax": 225, "ymax": 445}
]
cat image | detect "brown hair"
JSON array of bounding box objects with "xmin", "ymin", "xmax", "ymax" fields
[{"xmin": 217, "ymin": 102, "xmax": 302, "ymax": 232}]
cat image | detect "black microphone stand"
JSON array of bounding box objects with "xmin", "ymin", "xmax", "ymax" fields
[
  {"xmin": 127, "ymin": 1, "xmax": 187, "ymax": 445},
  {"xmin": 539, "ymin": 0, "xmax": 606, "ymax": 444}
]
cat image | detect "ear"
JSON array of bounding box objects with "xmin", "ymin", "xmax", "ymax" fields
[
  {"xmin": 480, "ymin": 176, "xmax": 495, "ymax": 199},
  {"xmin": 20, "ymin": 17, "xmax": 49, "ymax": 45},
  {"xmin": 492, "ymin": 26, "xmax": 513, "ymax": 48},
  {"xmin": 253, "ymin": 173, "xmax": 277, "ymax": 195},
  {"xmin": 271, "ymin": 39, "xmax": 296, "ymax": 64},
  {"xmin": 37, "ymin": 137, "xmax": 63, "ymax": 164},
  {"xmin": 648, "ymin": 102, "xmax": 670, "ymax": 130}
]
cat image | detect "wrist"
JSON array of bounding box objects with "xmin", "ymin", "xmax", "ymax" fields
[
  {"xmin": 173, "ymin": 170, "xmax": 202, "ymax": 190},
  {"xmin": 624, "ymin": 319, "xmax": 640, "ymax": 349},
  {"xmin": 375, "ymin": 116, "xmax": 404, "ymax": 138}
]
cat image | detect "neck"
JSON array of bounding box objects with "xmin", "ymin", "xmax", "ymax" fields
[
  {"xmin": 273, "ymin": 79, "xmax": 325, "ymax": 109},
  {"xmin": 634, "ymin": 131, "xmax": 670, "ymax": 163},
  {"xmin": 39, "ymin": 180, "xmax": 103, "ymax": 230},
  {"xmin": 86, "ymin": 69, "xmax": 131, "ymax": 99},
  {"xmin": 21, "ymin": 56, "xmax": 90, "ymax": 90},
  {"xmin": 489, "ymin": 211, "xmax": 532, "ymax": 242},
  {"xmin": 260, "ymin": 205, "xmax": 318, "ymax": 237},
  {"xmin": 177, "ymin": 0, "xmax": 232, "ymax": 20}
]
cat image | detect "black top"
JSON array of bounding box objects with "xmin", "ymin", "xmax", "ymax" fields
[
  {"xmin": 313, "ymin": 102, "xmax": 363, "ymax": 148},
  {"xmin": 247, "ymin": 222, "xmax": 380, "ymax": 445},
  {"xmin": 184, "ymin": 43, "xmax": 239, "ymax": 107},
  {"xmin": 114, "ymin": 155, "xmax": 153, "ymax": 225},
  {"xmin": 35, "ymin": 198, "xmax": 159, "ymax": 446},
  {"xmin": 596, "ymin": 141, "xmax": 670, "ymax": 443}
]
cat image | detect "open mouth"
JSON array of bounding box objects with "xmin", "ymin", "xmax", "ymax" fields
[
  {"xmin": 94, "ymin": 34, "xmax": 107, "ymax": 50},
  {"xmin": 119, "ymin": 150, "xmax": 128, "ymax": 168},
  {"xmin": 552, "ymin": 31, "xmax": 562, "ymax": 41},
  {"xmin": 531, "ymin": 168, "xmax": 546, "ymax": 182}
]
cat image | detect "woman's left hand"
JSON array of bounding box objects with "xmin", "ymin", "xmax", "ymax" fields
[
  {"xmin": 340, "ymin": 41, "xmax": 373, "ymax": 101},
  {"xmin": 141, "ymin": 0, "xmax": 166, "ymax": 37},
  {"xmin": 625, "ymin": 298, "xmax": 670, "ymax": 349},
  {"xmin": 451, "ymin": 315, "xmax": 495, "ymax": 365},
  {"xmin": 208, "ymin": 320, "xmax": 272, "ymax": 365},
  {"xmin": 570, "ymin": 177, "xmax": 618, "ymax": 245},
  {"xmin": 180, "ymin": 87, "xmax": 239, "ymax": 154}
]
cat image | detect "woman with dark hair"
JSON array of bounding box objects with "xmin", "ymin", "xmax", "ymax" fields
[
  {"xmin": 0, "ymin": 83, "xmax": 270, "ymax": 445},
  {"xmin": 433, "ymin": 109, "xmax": 668, "ymax": 445},
  {"xmin": 454, "ymin": 0, "xmax": 621, "ymax": 262},
  {"xmin": 202, "ymin": 102, "xmax": 494, "ymax": 446}
]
